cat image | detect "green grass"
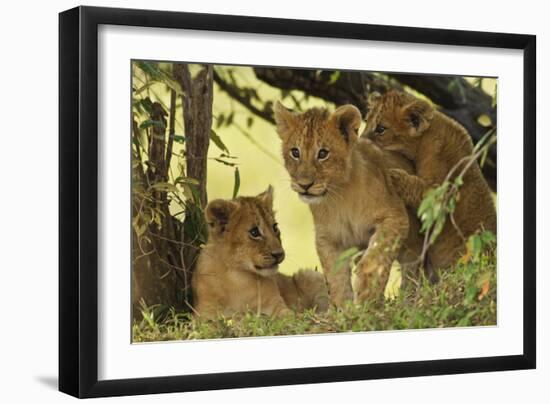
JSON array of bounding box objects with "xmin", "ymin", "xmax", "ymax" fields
[{"xmin": 132, "ymin": 246, "xmax": 496, "ymax": 343}]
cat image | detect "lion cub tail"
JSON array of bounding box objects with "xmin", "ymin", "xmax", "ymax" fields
[{"xmin": 277, "ymin": 269, "xmax": 330, "ymax": 313}]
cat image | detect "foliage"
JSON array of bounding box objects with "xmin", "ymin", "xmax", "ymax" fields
[
  {"xmin": 416, "ymin": 129, "xmax": 497, "ymax": 261},
  {"xmin": 132, "ymin": 61, "xmax": 215, "ymax": 311},
  {"xmin": 132, "ymin": 236, "xmax": 496, "ymax": 342}
]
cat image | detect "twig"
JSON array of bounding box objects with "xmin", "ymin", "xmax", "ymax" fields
[{"xmin": 165, "ymin": 84, "xmax": 177, "ymax": 177}]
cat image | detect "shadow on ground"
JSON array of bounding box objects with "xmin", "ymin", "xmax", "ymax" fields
[{"xmin": 35, "ymin": 375, "xmax": 58, "ymax": 390}]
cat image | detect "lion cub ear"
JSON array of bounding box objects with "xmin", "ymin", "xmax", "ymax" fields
[
  {"xmin": 400, "ymin": 99, "xmax": 434, "ymax": 136},
  {"xmin": 257, "ymin": 185, "xmax": 274, "ymax": 208},
  {"xmin": 330, "ymin": 104, "xmax": 362, "ymax": 143},
  {"xmin": 273, "ymin": 101, "xmax": 298, "ymax": 140},
  {"xmin": 367, "ymin": 91, "xmax": 382, "ymax": 106},
  {"xmin": 205, "ymin": 199, "xmax": 238, "ymax": 233}
]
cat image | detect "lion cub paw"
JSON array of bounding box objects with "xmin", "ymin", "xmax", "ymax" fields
[
  {"xmin": 388, "ymin": 168, "xmax": 410, "ymax": 191},
  {"xmin": 352, "ymin": 260, "xmax": 387, "ymax": 304},
  {"xmin": 293, "ymin": 269, "xmax": 330, "ymax": 313}
]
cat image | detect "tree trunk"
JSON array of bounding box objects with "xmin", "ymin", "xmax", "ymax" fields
[{"xmin": 174, "ymin": 64, "xmax": 214, "ymax": 306}]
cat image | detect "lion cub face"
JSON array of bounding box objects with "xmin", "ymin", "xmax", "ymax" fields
[
  {"xmin": 273, "ymin": 102, "xmax": 362, "ymax": 204},
  {"xmin": 204, "ymin": 186, "xmax": 285, "ymax": 277},
  {"xmin": 363, "ymin": 91, "xmax": 434, "ymax": 158}
]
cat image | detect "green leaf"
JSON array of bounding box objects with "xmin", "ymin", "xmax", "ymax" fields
[
  {"xmin": 150, "ymin": 182, "xmax": 178, "ymax": 193},
  {"xmin": 418, "ymin": 193, "xmax": 434, "ymax": 217},
  {"xmin": 138, "ymin": 98, "xmax": 155, "ymax": 115},
  {"xmin": 133, "ymin": 80, "xmax": 160, "ymax": 95},
  {"xmin": 180, "ymin": 182, "xmax": 202, "ymax": 204},
  {"xmin": 471, "ymin": 234, "xmax": 482, "ymax": 258},
  {"xmin": 429, "ymin": 215, "xmax": 446, "ymax": 244},
  {"xmin": 480, "ymin": 231, "xmax": 496, "ymax": 245},
  {"xmin": 216, "ymin": 114, "xmax": 225, "ymax": 129},
  {"xmin": 226, "ymin": 112, "xmax": 234, "ymax": 127},
  {"xmin": 477, "ymin": 114, "xmax": 492, "ymax": 127},
  {"xmin": 139, "ymin": 119, "xmax": 166, "ymax": 130},
  {"xmin": 213, "ymin": 158, "xmax": 237, "ymax": 167},
  {"xmin": 210, "ymin": 129, "xmax": 230, "ymax": 153},
  {"xmin": 232, "ymin": 167, "xmax": 240, "ymax": 199},
  {"xmin": 331, "ymin": 247, "xmax": 360, "ymax": 274},
  {"xmin": 173, "ymin": 134, "xmax": 186, "ymax": 143},
  {"xmin": 132, "ymin": 215, "xmax": 148, "ymax": 237},
  {"xmin": 328, "ymin": 71, "xmax": 341, "ymax": 84},
  {"xmin": 174, "ymin": 176, "xmax": 199, "ymax": 186},
  {"xmin": 135, "ymin": 61, "xmax": 157, "ymax": 76},
  {"xmin": 134, "ymin": 61, "xmax": 184, "ymax": 96}
]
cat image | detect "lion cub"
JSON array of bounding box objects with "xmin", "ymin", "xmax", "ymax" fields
[
  {"xmin": 192, "ymin": 186, "xmax": 329, "ymax": 319},
  {"xmin": 274, "ymin": 102, "xmax": 423, "ymax": 306},
  {"xmin": 364, "ymin": 91, "xmax": 496, "ymax": 269}
]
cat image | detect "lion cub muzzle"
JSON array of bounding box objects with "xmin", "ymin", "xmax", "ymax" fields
[{"xmin": 291, "ymin": 180, "xmax": 328, "ymax": 204}]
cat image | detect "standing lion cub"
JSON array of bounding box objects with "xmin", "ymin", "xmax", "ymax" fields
[
  {"xmin": 274, "ymin": 102, "xmax": 423, "ymax": 306},
  {"xmin": 192, "ymin": 186, "xmax": 329, "ymax": 319},
  {"xmin": 364, "ymin": 91, "xmax": 496, "ymax": 270}
]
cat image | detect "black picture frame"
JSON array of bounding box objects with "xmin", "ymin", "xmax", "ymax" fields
[{"xmin": 59, "ymin": 5, "xmax": 536, "ymax": 398}]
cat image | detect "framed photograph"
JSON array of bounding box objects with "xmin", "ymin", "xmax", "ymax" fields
[{"xmin": 59, "ymin": 6, "xmax": 536, "ymax": 398}]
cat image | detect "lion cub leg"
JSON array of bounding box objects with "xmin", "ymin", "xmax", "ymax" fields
[
  {"xmin": 389, "ymin": 168, "xmax": 429, "ymax": 210},
  {"xmin": 295, "ymin": 269, "xmax": 330, "ymax": 312},
  {"xmin": 353, "ymin": 217, "xmax": 408, "ymax": 303},
  {"xmin": 256, "ymin": 280, "xmax": 293, "ymax": 318},
  {"xmin": 277, "ymin": 270, "xmax": 329, "ymax": 312},
  {"xmin": 317, "ymin": 240, "xmax": 354, "ymax": 307},
  {"xmin": 262, "ymin": 295, "xmax": 293, "ymax": 318}
]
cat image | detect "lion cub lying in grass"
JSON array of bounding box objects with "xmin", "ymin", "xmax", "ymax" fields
[
  {"xmin": 364, "ymin": 91, "xmax": 497, "ymax": 270},
  {"xmin": 274, "ymin": 102, "xmax": 423, "ymax": 306},
  {"xmin": 192, "ymin": 186, "xmax": 329, "ymax": 319}
]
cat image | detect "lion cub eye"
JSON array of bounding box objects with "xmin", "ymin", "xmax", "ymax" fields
[
  {"xmin": 317, "ymin": 149, "xmax": 329, "ymax": 160},
  {"xmin": 249, "ymin": 226, "xmax": 261, "ymax": 239},
  {"xmin": 272, "ymin": 223, "xmax": 280, "ymax": 234},
  {"xmin": 290, "ymin": 147, "xmax": 300, "ymax": 159},
  {"xmin": 374, "ymin": 124, "xmax": 386, "ymax": 136}
]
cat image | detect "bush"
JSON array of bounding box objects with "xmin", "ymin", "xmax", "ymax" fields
[{"xmin": 132, "ymin": 235, "xmax": 496, "ymax": 342}]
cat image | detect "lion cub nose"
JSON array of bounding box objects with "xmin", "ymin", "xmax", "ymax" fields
[
  {"xmin": 271, "ymin": 251, "xmax": 285, "ymax": 264},
  {"xmin": 298, "ymin": 181, "xmax": 314, "ymax": 191}
]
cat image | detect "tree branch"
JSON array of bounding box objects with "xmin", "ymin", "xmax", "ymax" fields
[
  {"xmin": 213, "ymin": 69, "xmax": 275, "ymax": 124},
  {"xmin": 251, "ymin": 67, "xmax": 496, "ymax": 190}
]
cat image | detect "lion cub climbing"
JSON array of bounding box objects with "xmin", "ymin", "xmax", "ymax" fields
[
  {"xmin": 192, "ymin": 187, "xmax": 329, "ymax": 319},
  {"xmin": 364, "ymin": 91, "xmax": 496, "ymax": 270},
  {"xmin": 274, "ymin": 102, "xmax": 423, "ymax": 306}
]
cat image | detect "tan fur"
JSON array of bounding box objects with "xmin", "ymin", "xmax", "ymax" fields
[
  {"xmin": 192, "ymin": 187, "xmax": 329, "ymax": 319},
  {"xmin": 364, "ymin": 91, "xmax": 497, "ymax": 269},
  {"xmin": 277, "ymin": 269, "xmax": 330, "ymax": 312},
  {"xmin": 274, "ymin": 102, "xmax": 423, "ymax": 305}
]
